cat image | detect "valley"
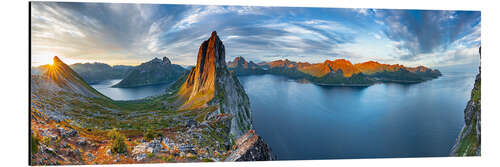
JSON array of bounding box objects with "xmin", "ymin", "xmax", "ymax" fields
[{"xmin": 30, "ymin": 31, "xmax": 274, "ymax": 165}]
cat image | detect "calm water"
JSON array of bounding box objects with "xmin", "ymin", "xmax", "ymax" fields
[
  {"xmin": 239, "ymin": 72, "xmax": 476, "ymax": 160},
  {"xmin": 90, "ymin": 79, "xmax": 172, "ymax": 101}
]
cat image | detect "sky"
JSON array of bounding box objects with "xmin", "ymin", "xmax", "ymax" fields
[{"xmin": 30, "ymin": 2, "xmax": 481, "ymax": 72}]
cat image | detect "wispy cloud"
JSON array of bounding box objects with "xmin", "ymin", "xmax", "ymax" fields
[{"xmin": 30, "ymin": 2, "xmax": 480, "ymax": 72}]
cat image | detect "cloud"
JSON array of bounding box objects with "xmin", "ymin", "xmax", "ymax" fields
[
  {"xmin": 376, "ymin": 10, "xmax": 480, "ymax": 58},
  {"xmin": 30, "ymin": 2, "xmax": 480, "ymax": 72},
  {"xmin": 352, "ymin": 8, "xmax": 370, "ymax": 16}
]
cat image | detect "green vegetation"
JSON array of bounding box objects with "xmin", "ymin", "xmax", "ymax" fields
[
  {"xmin": 143, "ymin": 128, "xmax": 162, "ymax": 141},
  {"xmin": 41, "ymin": 136, "xmax": 51, "ymax": 146},
  {"xmin": 31, "ymin": 135, "xmax": 39, "ymax": 154},
  {"xmin": 455, "ymin": 76, "xmax": 481, "ymax": 156},
  {"xmin": 202, "ymin": 158, "xmax": 214, "ymax": 162},
  {"xmin": 146, "ymin": 153, "xmax": 156, "ymax": 158},
  {"xmin": 108, "ymin": 129, "xmax": 127, "ymax": 154}
]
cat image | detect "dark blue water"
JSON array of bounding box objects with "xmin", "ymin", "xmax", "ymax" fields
[
  {"xmin": 239, "ymin": 72, "xmax": 476, "ymax": 160},
  {"xmin": 90, "ymin": 79, "xmax": 172, "ymax": 101}
]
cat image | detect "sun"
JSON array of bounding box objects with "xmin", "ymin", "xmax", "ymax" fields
[{"xmin": 32, "ymin": 53, "xmax": 57, "ymax": 67}]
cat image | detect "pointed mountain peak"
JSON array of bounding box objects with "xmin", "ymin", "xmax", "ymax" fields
[
  {"xmin": 53, "ymin": 56, "xmax": 61, "ymax": 61},
  {"xmin": 40, "ymin": 56, "xmax": 106, "ymax": 98},
  {"xmin": 163, "ymin": 56, "xmax": 171, "ymax": 64},
  {"xmin": 210, "ymin": 30, "xmax": 218, "ymax": 39},
  {"xmin": 234, "ymin": 56, "xmax": 246, "ymax": 64},
  {"xmin": 178, "ymin": 30, "xmax": 226, "ymax": 105},
  {"xmin": 178, "ymin": 31, "xmax": 253, "ymax": 138},
  {"xmin": 53, "ymin": 56, "xmax": 63, "ymax": 65}
]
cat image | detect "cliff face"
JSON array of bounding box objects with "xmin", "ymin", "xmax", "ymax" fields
[
  {"xmin": 113, "ymin": 57, "xmax": 186, "ymax": 88},
  {"xmin": 451, "ymin": 47, "xmax": 481, "ymax": 156},
  {"xmin": 225, "ymin": 130, "xmax": 275, "ymax": 161},
  {"xmin": 177, "ymin": 31, "xmax": 253, "ymax": 138}
]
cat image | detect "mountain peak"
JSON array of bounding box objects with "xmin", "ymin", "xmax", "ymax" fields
[
  {"xmin": 234, "ymin": 56, "xmax": 246, "ymax": 64},
  {"xmin": 210, "ymin": 30, "xmax": 218, "ymax": 39},
  {"xmin": 179, "ymin": 30, "xmax": 226, "ymax": 105},
  {"xmin": 177, "ymin": 31, "xmax": 253, "ymax": 137},
  {"xmin": 163, "ymin": 56, "xmax": 171, "ymax": 64},
  {"xmin": 38, "ymin": 56, "xmax": 106, "ymax": 98},
  {"xmin": 53, "ymin": 56, "xmax": 63, "ymax": 65},
  {"xmin": 113, "ymin": 56, "xmax": 185, "ymax": 88}
]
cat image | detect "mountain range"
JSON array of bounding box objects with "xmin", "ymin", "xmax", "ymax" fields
[
  {"xmin": 69, "ymin": 63, "xmax": 134, "ymax": 84},
  {"xmin": 228, "ymin": 56, "xmax": 442, "ymax": 86}
]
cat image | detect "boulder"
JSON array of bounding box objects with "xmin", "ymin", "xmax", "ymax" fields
[
  {"xmin": 58, "ymin": 128, "xmax": 78, "ymax": 138},
  {"xmin": 87, "ymin": 152, "xmax": 95, "ymax": 161}
]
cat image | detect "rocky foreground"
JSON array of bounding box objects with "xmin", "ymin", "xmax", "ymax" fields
[{"xmin": 30, "ymin": 31, "xmax": 274, "ymax": 165}]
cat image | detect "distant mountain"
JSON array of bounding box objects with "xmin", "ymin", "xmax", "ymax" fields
[
  {"xmin": 112, "ymin": 57, "xmax": 186, "ymax": 88},
  {"xmin": 180, "ymin": 65, "xmax": 195, "ymax": 70},
  {"xmin": 231, "ymin": 57, "xmax": 441, "ymax": 86},
  {"xmin": 227, "ymin": 56, "xmax": 265, "ymax": 75},
  {"xmin": 69, "ymin": 63, "xmax": 134, "ymax": 84},
  {"xmin": 257, "ymin": 59, "xmax": 374, "ymax": 86},
  {"xmin": 354, "ymin": 61, "xmax": 441, "ymax": 82},
  {"xmin": 31, "ymin": 56, "xmax": 107, "ymax": 98}
]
